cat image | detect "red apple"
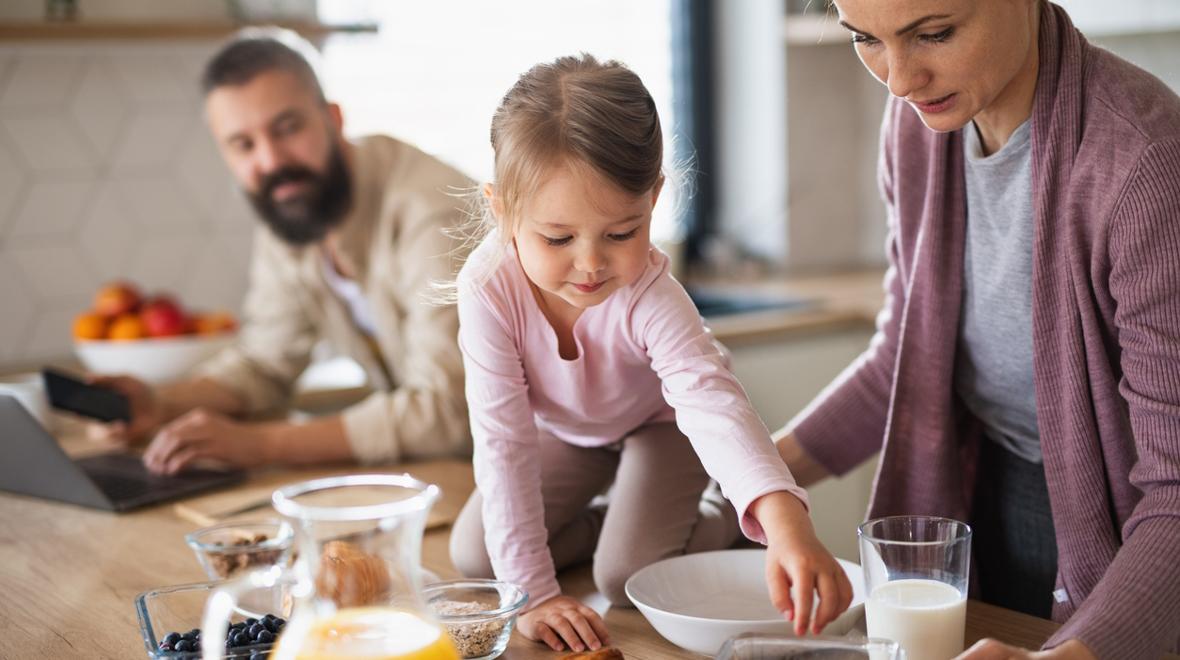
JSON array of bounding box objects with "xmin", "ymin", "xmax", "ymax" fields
[{"xmin": 140, "ymin": 296, "xmax": 188, "ymax": 338}]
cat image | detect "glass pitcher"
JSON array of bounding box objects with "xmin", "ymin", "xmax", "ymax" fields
[{"xmin": 201, "ymin": 474, "xmax": 459, "ymax": 660}]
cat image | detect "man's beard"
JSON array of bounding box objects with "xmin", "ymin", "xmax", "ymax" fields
[{"xmin": 247, "ymin": 144, "xmax": 353, "ymax": 246}]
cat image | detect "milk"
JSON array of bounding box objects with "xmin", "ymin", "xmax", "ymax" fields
[{"xmin": 865, "ymin": 579, "xmax": 966, "ymax": 660}]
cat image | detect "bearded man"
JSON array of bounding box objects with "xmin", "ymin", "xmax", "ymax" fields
[{"xmin": 90, "ymin": 29, "xmax": 472, "ymax": 473}]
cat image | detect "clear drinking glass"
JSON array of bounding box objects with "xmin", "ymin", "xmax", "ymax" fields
[
  {"xmin": 201, "ymin": 474, "xmax": 459, "ymax": 660},
  {"xmin": 858, "ymin": 516, "xmax": 971, "ymax": 660}
]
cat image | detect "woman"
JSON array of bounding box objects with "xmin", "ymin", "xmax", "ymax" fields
[{"xmin": 775, "ymin": 1, "xmax": 1180, "ymax": 658}]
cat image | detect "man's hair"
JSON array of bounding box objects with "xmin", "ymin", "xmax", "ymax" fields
[{"xmin": 201, "ymin": 27, "xmax": 326, "ymax": 101}]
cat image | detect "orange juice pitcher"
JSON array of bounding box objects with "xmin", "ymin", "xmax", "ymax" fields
[{"xmin": 201, "ymin": 475, "xmax": 458, "ymax": 660}]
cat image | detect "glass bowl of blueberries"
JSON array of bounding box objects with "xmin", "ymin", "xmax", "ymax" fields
[{"xmin": 135, "ymin": 580, "xmax": 288, "ymax": 659}]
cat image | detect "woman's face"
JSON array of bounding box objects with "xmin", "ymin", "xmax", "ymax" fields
[{"xmin": 833, "ymin": 0, "xmax": 1039, "ymax": 132}]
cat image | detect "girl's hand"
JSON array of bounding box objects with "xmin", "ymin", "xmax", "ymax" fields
[
  {"xmin": 751, "ymin": 491, "xmax": 854, "ymax": 636},
  {"xmin": 516, "ymin": 595, "xmax": 612, "ymax": 652}
]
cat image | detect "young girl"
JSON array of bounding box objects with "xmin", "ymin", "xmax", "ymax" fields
[{"xmin": 448, "ymin": 54, "xmax": 851, "ymax": 653}]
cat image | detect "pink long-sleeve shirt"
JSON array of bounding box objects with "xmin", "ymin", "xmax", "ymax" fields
[{"xmin": 456, "ymin": 237, "xmax": 806, "ymax": 606}]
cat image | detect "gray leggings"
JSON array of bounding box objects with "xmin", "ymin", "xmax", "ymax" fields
[{"xmin": 449, "ymin": 422, "xmax": 740, "ymax": 606}]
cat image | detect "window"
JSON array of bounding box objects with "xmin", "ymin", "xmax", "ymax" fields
[{"xmin": 316, "ymin": 1, "xmax": 679, "ymax": 243}]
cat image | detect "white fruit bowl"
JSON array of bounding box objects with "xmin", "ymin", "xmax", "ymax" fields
[
  {"xmin": 75, "ymin": 333, "xmax": 235, "ymax": 384},
  {"xmin": 624, "ymin": 549, "xmax": 867, "ymax": 656}
]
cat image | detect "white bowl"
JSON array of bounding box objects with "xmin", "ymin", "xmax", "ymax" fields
[
  {"xmin": 624, "ymin": 549, "xmax": 866, "ymax": 656},
  {"xmin": 75, "ymin": 334, "xmax": 235, "ymax": 384}
]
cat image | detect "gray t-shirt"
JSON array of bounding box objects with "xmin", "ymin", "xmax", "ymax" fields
[{"xmin": 954, "ymin": 119, "xmax": 1042, "ymax": 463}]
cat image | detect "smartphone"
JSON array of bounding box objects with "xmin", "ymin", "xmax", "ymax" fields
[{"xmin": 42, "ymin": 368, "xmax": 131, "ymax": 423}]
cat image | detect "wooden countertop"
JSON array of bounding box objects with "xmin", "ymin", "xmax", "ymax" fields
[{"xmin": 0, "ymin": 420, "xmax": 1088, "ymax": 660}]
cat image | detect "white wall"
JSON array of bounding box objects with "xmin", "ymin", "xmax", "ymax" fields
[
  {"xmin": 784, "ymin": 40, "xmax": 887, "ymax": 272},
  {"xmin": 1058, "ymin": 0, "xmax": 1180, "ymax": 36},
  {"xmin": 0, "ymin": 40, "xmax": 255, "ymax": 369}
]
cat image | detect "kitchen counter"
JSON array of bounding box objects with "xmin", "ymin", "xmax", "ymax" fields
[
  {"xmin": 0, "ymin": 421, "xmax": 1128, "ymax": 660},
  {"xmin": 691, "ymin": 269, "xmax": 884, "ymax": 346}
]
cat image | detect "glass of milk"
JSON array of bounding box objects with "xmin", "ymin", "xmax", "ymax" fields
[{"xmin": 858, "ymin": 516, "xmax": 972, "ymax": 660}]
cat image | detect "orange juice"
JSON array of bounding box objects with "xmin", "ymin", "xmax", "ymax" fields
[{"xmin": 274, "ymin": 607, "xmax": 459, "ymax": 660}]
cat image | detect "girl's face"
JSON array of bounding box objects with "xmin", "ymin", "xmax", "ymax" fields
[
  {"xmin": 833, "ymin": 0, "xmax": 1038, "ymax": 133},
  {"xmin": 503, "ymin": 162, "xmax": 661, "ymax": 315}
]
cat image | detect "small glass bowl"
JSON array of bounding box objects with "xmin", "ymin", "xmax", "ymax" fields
[
  {"xmin": 184, "ymin": 519, "xmax": 294, "ymax": 581},
  {"xmin": 423, "ymin": 579, "xmax": 529, "ymax": 660},
  {"xmin": 716, "ymin": 633, "xmax": 903, "ymax": 660},
  {"xmin": 135, "ymin": 579, "xmax": 290, "ymax": 659}
]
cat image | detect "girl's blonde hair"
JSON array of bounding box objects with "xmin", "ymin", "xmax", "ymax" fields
[
  {"xmin": 437, "ymin": 54, "xmax": 667, "ymax": 302},
  {"xmin": 485, "ymin": 53, "xmax": 664, "ymax": 237}
]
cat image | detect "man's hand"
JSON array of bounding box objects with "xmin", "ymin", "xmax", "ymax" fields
[
  {"xmin": 84, "ymin": 375, "xmax": 164, "ymax": 446},
  {"xmin": 517, "ymin": 595, "xmax": 611, "ymax": 653},
  {"xmin": 142, "ymin": 408, "xmax": 271, "ymax": 474},
  {"xmin": 956, "ymin": 639, "xmax": 1097, "ymax": 660}
]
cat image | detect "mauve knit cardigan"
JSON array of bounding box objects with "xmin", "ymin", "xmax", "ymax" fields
[{"xmin": 789, "ymin": 4, "xmax": 1180, "ymax": 658}]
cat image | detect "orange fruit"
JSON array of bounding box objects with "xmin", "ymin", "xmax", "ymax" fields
[
  {"xmin": 72, "ymin": 312, "xmax": 108, "ymax": 340},
  {"xmin": 193, "ymin": 311, "xmax": 237, "ymax": 335},
  {"xmin": 107, "ymin": 314, "xmax": 147, "ymax": 341},
  {"xmin": 93, "ymin": 281, "xmax": 142, "ymax": 319}
]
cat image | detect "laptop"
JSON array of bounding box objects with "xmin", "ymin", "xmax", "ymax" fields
[{"xmin": 0, "ymin": 395, "xmax": 245, "ymax": 512}]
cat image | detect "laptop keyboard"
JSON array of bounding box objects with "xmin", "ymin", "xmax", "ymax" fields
[
  {"xmin": 71, "ymin": 452, "xmax": 244, "ymax": 509},
  {"xmin": 88, "ymin": 472, "xmax": 155, "ymax": 501}
]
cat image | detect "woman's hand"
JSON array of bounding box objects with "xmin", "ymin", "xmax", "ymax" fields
[
  {"xmin": 752, "ymin": 491, "xmax": 854, "ymax": 636},
  {"xmin": 956, "ymin": 639, "xmax": 1097, "ymax": 660},
  {"xmin": 142, "ymin": 408, "xmax": 271, "ymax": 474},
  {"xmin": 516, "ymin": 595, "xmax": 611, "ymax": 653}
]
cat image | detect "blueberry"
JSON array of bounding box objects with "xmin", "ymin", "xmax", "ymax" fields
[
  {"xmin": 248, "ymin": 623, "xmax": 264, "ymax": 639},
  {"xmin": 257, "ymin": 630, "xmax": 275, "ymax": 644},
  {"xmin": 232, "ymin": 632, "xmax": 250, "ymax": 647},
  {"xmin": 245, "ymin": 617, "xmax": 258, "ymax": 626},
  {"xmin": 261, "ymin": 618, "xmax": 276, "ymax": 633},
  {"xmin": 250, "ymin": 652, "xmax": 269, "ymax": 660},
  {"xmin": 190, "ymin": 628, "xmax": 201, "ymax": 638},
  {"xmin": 163, "ymin": 632, "xmax": 182, "ymax": 646},
  {"xmin": 174, "ymin": 639, "xmax": 193, "ymax": 652},
  {"xmin": 274, "ymin": 618, "xmax": 286, "ymax": 628}
]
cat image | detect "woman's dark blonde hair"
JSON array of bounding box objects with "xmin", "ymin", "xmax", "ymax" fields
[{"xmin": 485, "ymin": 52, "xmax": 665, "ymax": 238}]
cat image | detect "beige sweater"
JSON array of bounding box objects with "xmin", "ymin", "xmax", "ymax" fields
[{"xmin": 196, "ymin": 135, "xmax": 473, "ymax": 463}]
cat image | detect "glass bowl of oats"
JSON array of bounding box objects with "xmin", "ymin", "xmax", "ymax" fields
[
  {"xmin": 185, "ymin": 519, "xmax": 294, "ymax": 581},
  {"xmin": 423, "ymin": 579, "xmax": 529, "ymax": 660}
]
